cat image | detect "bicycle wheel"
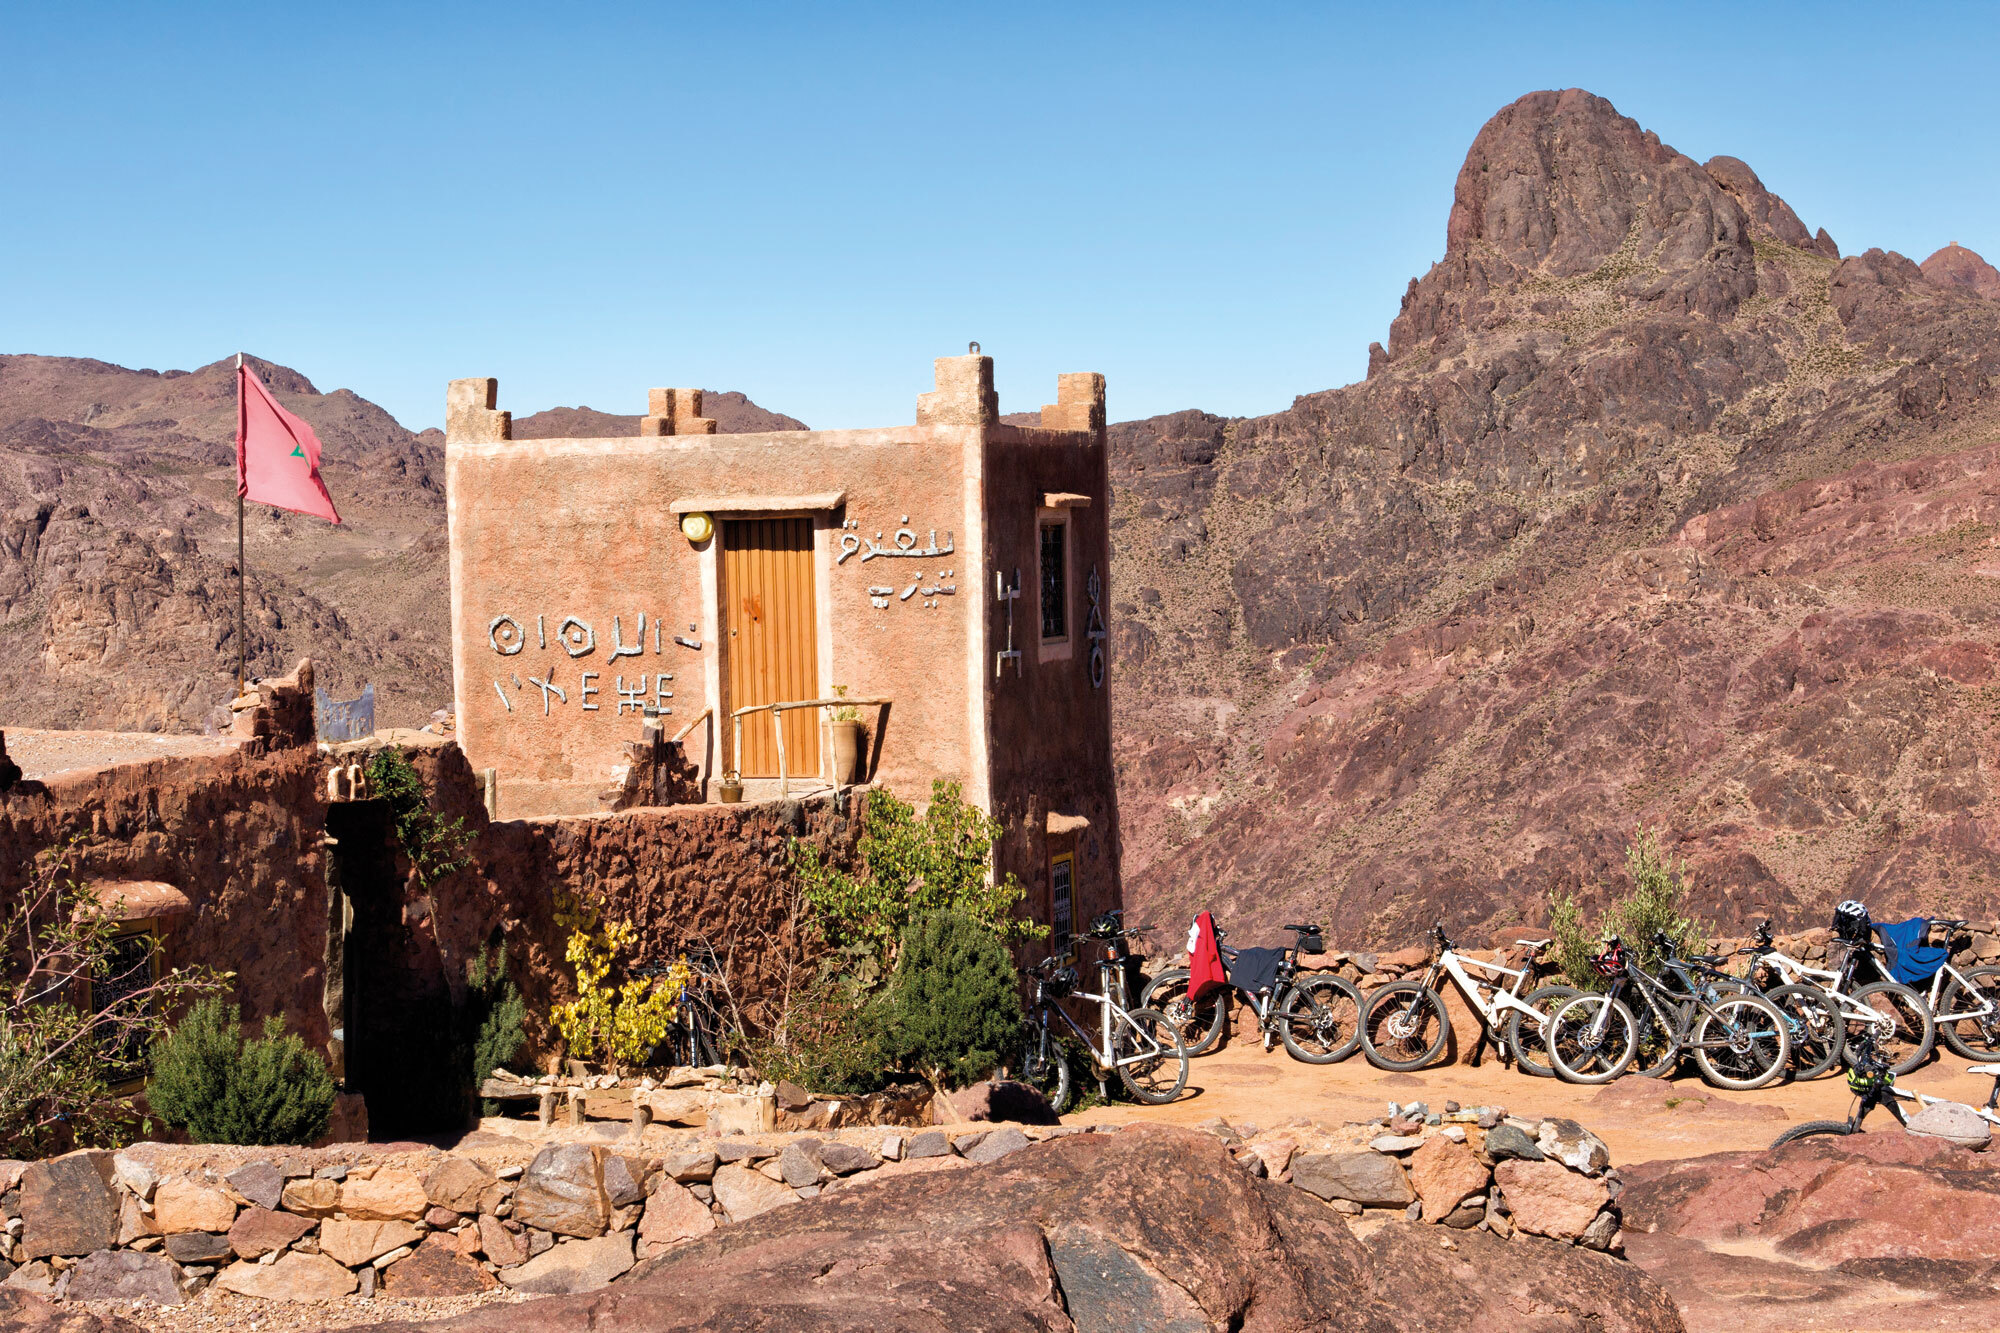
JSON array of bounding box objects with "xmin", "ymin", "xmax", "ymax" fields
[
  {"xmin": 1849, "ymin": 981, "xmax": 1935, "ymax": 1074},
  {"xmin": 1113, "ymin": 1008, "xmax": 1188, "ymax": 1104},
  {"xmin": 1546, "ymin": 993, "xmax": 1638, "ymax": 1084},
  {"xmin": 1019, "ymin": 1026, "xmax": 1072, "ymax": 1116},
  {"xmin": 1692, "ymin": 994, "xmax": 1790, "ymax": 1090},
  {"xmin": 1938, "ymin": 967, "xmax": 2000, "ymax": 1060},
  {"xmin": 1278, "ymin": 976, "xmax": 1365, "ymax": 1064},
  {"xmin": 1770, "ymin": 1119, "xmax": 1857, "ymax": 1148},
  {"xmin": 1766, "ymin": 984, "xmax": 1843, "ymax": 1080},
  {"xmin": 1504, "ymin": 984, "xmax": 1578, "ymax": 1079},
  {"xmin": 1360, "ymin": 982, "xmax": 1451, "ymax": 1071},
  {"xmin": 1139, "ymin": 969, "xmax": 1228, "ymax": 1056}
]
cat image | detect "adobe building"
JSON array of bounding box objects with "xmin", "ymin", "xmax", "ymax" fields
[{"xmin": 444, "ymin": 352, "xmax": 1120, "ymax": 949}]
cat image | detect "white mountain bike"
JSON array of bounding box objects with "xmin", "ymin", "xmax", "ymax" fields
[
  {"xmin": 1900, "ymin": 918, "xmax": 2000, "ymax": 1060},
  {"xmin": 1358, "ymin": 924, "xmax": 1578, "ymax": 1076},
  {"xmin": 1741, "ymin": 920, "xmax": 1935, "ymax": 1075}
]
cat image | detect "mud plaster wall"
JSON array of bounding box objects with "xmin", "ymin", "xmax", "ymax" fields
[
  {"xmin": 983, "ymin": 426, "xmax": 1123, "ymax": 935},
  {"xmin": 447, "ymin": 425, "xmax": 983, "ymax": 812},
  {"xmin": 0, "ymin": 742, "xmax": 860, "ymax": 1070}
]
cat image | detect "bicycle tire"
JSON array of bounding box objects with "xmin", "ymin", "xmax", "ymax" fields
[
  {"xmin": 1547, "ymin": 993, "xmax": 1638, "ymax": 1084},
  {"xmin": 1770, "ymin": 1119, "xmax": 1856, "ymax": 1148},
  {"xmin": 1278, "ymin": 976, "xmax": 1365, "ymax": 1064},
  {"xmin": 1360, "ymin": 981, "xmax": 1451, "ymax": 1071},
  {"xmin": 1114, "ymin": 1008, "xmax": 1188, "ymax": 1105},
  {"xmin": 1765, "ymin": 983, "xmax": 1843, "ymax": 1080},
  {"xmin": 1849, "ymin": 981, "xmax": 1936, "ymax": 1074},
  {"xmin": 1139, "ymin": 968, "xmax": 1228, "ymax": 1056},
  {"xmin": 1019, "ymin": 1027, "xmax": 1073, "ymax": 1116},
  {"xmin": 1504, "ymin": 984, "xmax": 1578, "ymax": 1079},
  {"xmin": 1692, "ymin": 993, "xmax": 1790, "ymax": 1090},
  {"xmin": 1937, "ymin": 966, "xmax": 2000, "ymax": 1060}
]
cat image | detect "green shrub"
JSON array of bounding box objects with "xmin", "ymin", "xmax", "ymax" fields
[
  {"xmin": 148, "ymin": 998, "xmax": 336, "ymax": 1145},
  {"xmin": 1, "ymin": 846, "xmax": 228, "ymax": 1157},
  {"xmin": 366, "ymin": 749, "xmax": 474, "ymax": 887},
  {"xmin": 1549, "ymin": 826, "xmax": 1711, "ymax": 990},
  {"xmin": 875, "ymin": 912, "xmax": 1022, "ymax": 1089},
  {"xmin": 792, "ymin": 780, "xmax": 1043, "ymax": 971},
  {"xmin": 467, "ymin": 944, "xmax": 527, "ymax": 1114},
  {"xmin": 745, "ymin": 970, "xmax": 888, "ymax": 1096}
]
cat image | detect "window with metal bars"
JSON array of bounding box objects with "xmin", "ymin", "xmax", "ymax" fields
[{"xmin": 1039, "ymin": 522, "xmax": 1067, "ymax": 641}]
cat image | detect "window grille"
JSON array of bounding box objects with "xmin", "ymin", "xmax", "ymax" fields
[{"xmin": 1039, "ymin": 523, "xmax": 1067, "ymax": 641}]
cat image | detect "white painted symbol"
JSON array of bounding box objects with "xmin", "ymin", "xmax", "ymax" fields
[
  {"xmin": 609, "ymin": 614, "xmax": 645, "ymax": 661},
  {"xmin": 528, "ymin": 675, "xmax": 567, "ymax": 714},
  {"xmin": 488, "ymin": 615, "xmax": 525, "ymax": 656},
  {"xmin": 556, "ymin": 616, "xmax": 595, "ymax": 658}
]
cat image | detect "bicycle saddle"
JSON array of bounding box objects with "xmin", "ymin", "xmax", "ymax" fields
[
  {"xmin": 1514, "ymin": 937, "xmax": 1552, "ymax": 950},
  {"xmin": 1968, "ymin": 1063, "xmax": 2000, "ymax": 1078}
]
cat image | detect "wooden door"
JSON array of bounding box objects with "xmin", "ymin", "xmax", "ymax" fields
[{"xmin": 723, "ymin": 517, "xmax": 821, "ymax": 778}]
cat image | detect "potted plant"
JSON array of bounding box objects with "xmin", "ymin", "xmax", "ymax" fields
[
  {"xmin": 828, "ymin": 686, "xmax": 867, "ymax": 787},
  {"xmin": 717, "ymin": 769, "xmax": 744, "ymax": 803}
]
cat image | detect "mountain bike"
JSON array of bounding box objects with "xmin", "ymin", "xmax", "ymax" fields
[
  {"xmin": 1739, "ymin": 921, "xmax": 1934, "ymax": 1075},
  {"xmin": 1356, "ymin": 924, "xmax": 1579, "ymax": 1076},
  {"xmin": 1546, "ymin": 931, "xmax": 1790, "ymax": 1090},
  {"xmin": 639, "ymin": 937, "xmax": 734, "ymax": 1068},
  {"xmin": 1140, "ymin": 921, "xmax": 1364, "ymax": 1063},
  {"xmin": 1900, "ymin": 918, "xmax": 2000, "ymax": 1060},
  {"xmin": 1769, "ymin": 1028, "xmax": 1907, "ymax": 1146},
  {"xmin": 1018, "ymin": 912, "xmax": 1188, "ymax": 1113}
]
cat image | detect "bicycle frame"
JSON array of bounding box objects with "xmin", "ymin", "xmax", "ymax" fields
[
  {"xmin": 1034, "ymin": 959, "xmax": 1171, "ymax": 1072},
  {"xmin": 1594, "ymin": 959, "xmax": 1750, "ymax": 1052},
  {"xmin": 1412, "ymin": 947, "xmax": 1545, "ymax": 1034},
  {"xmin": 1757, "ymin": 950, "xmax": 1898, "ymax": 1026}
]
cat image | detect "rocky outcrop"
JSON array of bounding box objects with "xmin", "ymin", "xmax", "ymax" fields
[
  {"xmin": 1113, "ymin": 87, "xmax": 2000, "ymax": 948},
  {"xmin": 1620, "ymin": 1134, "xmax": 2000, "ymax": 1332},
  {"xmin": 352, "ymin": 1125, "xmax": 1680, "ymax": 1333},
  {"xmin": 1922, "ymin": 242, "xmax": 2000, "ymax": 301}
]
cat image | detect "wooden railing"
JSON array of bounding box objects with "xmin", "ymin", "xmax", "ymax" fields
[{"xmin": 730, "ymin": 696, "xmax": 890, "ymax": 796}]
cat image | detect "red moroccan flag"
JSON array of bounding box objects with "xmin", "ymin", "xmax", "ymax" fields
[{"xmin": 236, "ymin": 361, "xmax": 340, "ymax": 523}]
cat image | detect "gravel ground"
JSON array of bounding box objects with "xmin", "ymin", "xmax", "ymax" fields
[
  {"xmin": 5, "ymin": 728, "xmax": 242, "ymax": 781},
  {"xmin": 75, "ymin": 1286, "xmax": 530, "ymax": 1332}
]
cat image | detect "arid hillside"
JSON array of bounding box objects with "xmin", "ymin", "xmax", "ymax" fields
[
  {"xmin": 1109, "ymin": 88, "xmax": 2000, "ymax": 947},
  {"xmin": 0, "ymin": 358, "xmax": 799, "ymax": 732}
]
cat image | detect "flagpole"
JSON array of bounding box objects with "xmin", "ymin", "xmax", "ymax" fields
[{"xmin": 236, "ymin": 352, "xmax": 246, "ymax": 696}]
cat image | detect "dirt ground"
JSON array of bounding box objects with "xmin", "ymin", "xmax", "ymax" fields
[
  {"xmin": 5, "ymin": 728, "xmax": 242, "ymax": 781},
  {"xmin": 1075, "ymin": 1032, "xmax": 2000, "ymax": 1165}
]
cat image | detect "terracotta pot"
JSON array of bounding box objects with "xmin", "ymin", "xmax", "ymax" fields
[{"xmin": 830, "ymin": 720, "xmax": 867, "ymax": 785}]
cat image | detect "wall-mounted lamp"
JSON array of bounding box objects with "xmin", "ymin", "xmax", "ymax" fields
[{"xmin": 680, "ymin": 511, "xmax": 713, "ymax": 544}]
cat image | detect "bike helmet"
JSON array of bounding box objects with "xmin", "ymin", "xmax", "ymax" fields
[
  {"xmin": 1591, "ymin": 941, "xmax": 1627, "ymax": 978},
  {"xmin": 1832, "ymin": 900, "xmax": 1871, "ymax": 943},
  {"xmin": 1038, "ymin": 959, "xmax": 1074, "ymax": 999},
  {"xmin": 1087, "ymin": 912, "xmax": 1123, "ymax": 940}
]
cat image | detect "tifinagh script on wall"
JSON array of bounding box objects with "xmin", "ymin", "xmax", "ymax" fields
[{"xmin": 485, "ymin": 611, "xmax": 695, "ymax": 717}]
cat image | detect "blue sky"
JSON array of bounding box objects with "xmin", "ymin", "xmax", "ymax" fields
[{"xmin": 5, "ymin": 2, "xmax": 1996, "ymax": 433}]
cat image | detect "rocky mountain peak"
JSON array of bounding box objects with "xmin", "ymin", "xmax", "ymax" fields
[
  {"xmin": 1388, "ymin": 89, "xmax": 1792, "ymax": 361},
  {"xmin": 1922, "ymin": 241, "xmax": 2000, "ymax": 300}
]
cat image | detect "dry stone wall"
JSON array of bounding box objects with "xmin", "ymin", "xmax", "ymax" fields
[{"xmin": 0, "ymin": 1101, "xmax": 1628, "ymax": 1309}]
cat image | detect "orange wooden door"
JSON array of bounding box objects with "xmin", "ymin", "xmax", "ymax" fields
[{"xmin": 723, "ymin": 518, "xmax": 821, "ymax": 778}]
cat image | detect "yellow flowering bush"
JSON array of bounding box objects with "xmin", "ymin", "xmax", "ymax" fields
[{"xmin": 550, "ymin": 892, "xmax": 690, "ymax": 1068}]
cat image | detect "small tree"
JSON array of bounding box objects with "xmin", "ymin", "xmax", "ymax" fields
[
  {"xmin": 0, "ymin": 846, "xmax": 228, "ymax": 1157},
  {"xmin": 148, "ymin": 997, "xmax": 337, "ymax": 1146},
  {"xmin": 1549, "ymin": 826, "xmax": 1711, "ymax": 990},
  {"xmin": 550, "ymin": 891, "xmax": 689, "ymax": 1069},
  {"xmin": 792, "ymin": 780, "xmax": 1044, "ymax": 971},
  {"xmin": 466, "ymin": 943, "xmax": 527, "ymax": 1113},
  {"xmin": 366, "ymin": 749, "xmax": 474, "ymax": 887},
  {"xmin": 875, "ymin": 912, "xmax": 1023, "ymax": 1089}
]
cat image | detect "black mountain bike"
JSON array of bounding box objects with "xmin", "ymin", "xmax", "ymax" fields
[
  {"xmin": 1546, "ymin": 931, "xmax": 1790, "ymax": 1090},
  {"xmin": 1140, "ymin": 921, "xmax": 1364, "ymax": 1063},
  {"xmin": 640, "ymin": 938, "xmax": 732, "ymax": 1069},
  {"xmin": 1769, "ymin": 1029, "xmax": 1907, "ymax": 1146}
]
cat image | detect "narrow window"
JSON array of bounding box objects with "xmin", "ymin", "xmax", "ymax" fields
[
  {"xmin": 1050, "ymin": 854, "xmax": 1074, "ymax": 955},
  {"xmin": 90, "ymin": 924, "xmax": 159, "ymax": 1088},
  {"xmin": 1039, "ymin": 522, "xmax": 1068, "ymax": 641}
]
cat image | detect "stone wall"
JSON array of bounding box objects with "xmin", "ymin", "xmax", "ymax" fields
[
  {"xmin": 0, "ymin": 726, "xmax": 863, "ymax": 1134},
  {"xmin": 0, "ymin": 1101, "xmax": 1626, "ymax": 1308}
]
